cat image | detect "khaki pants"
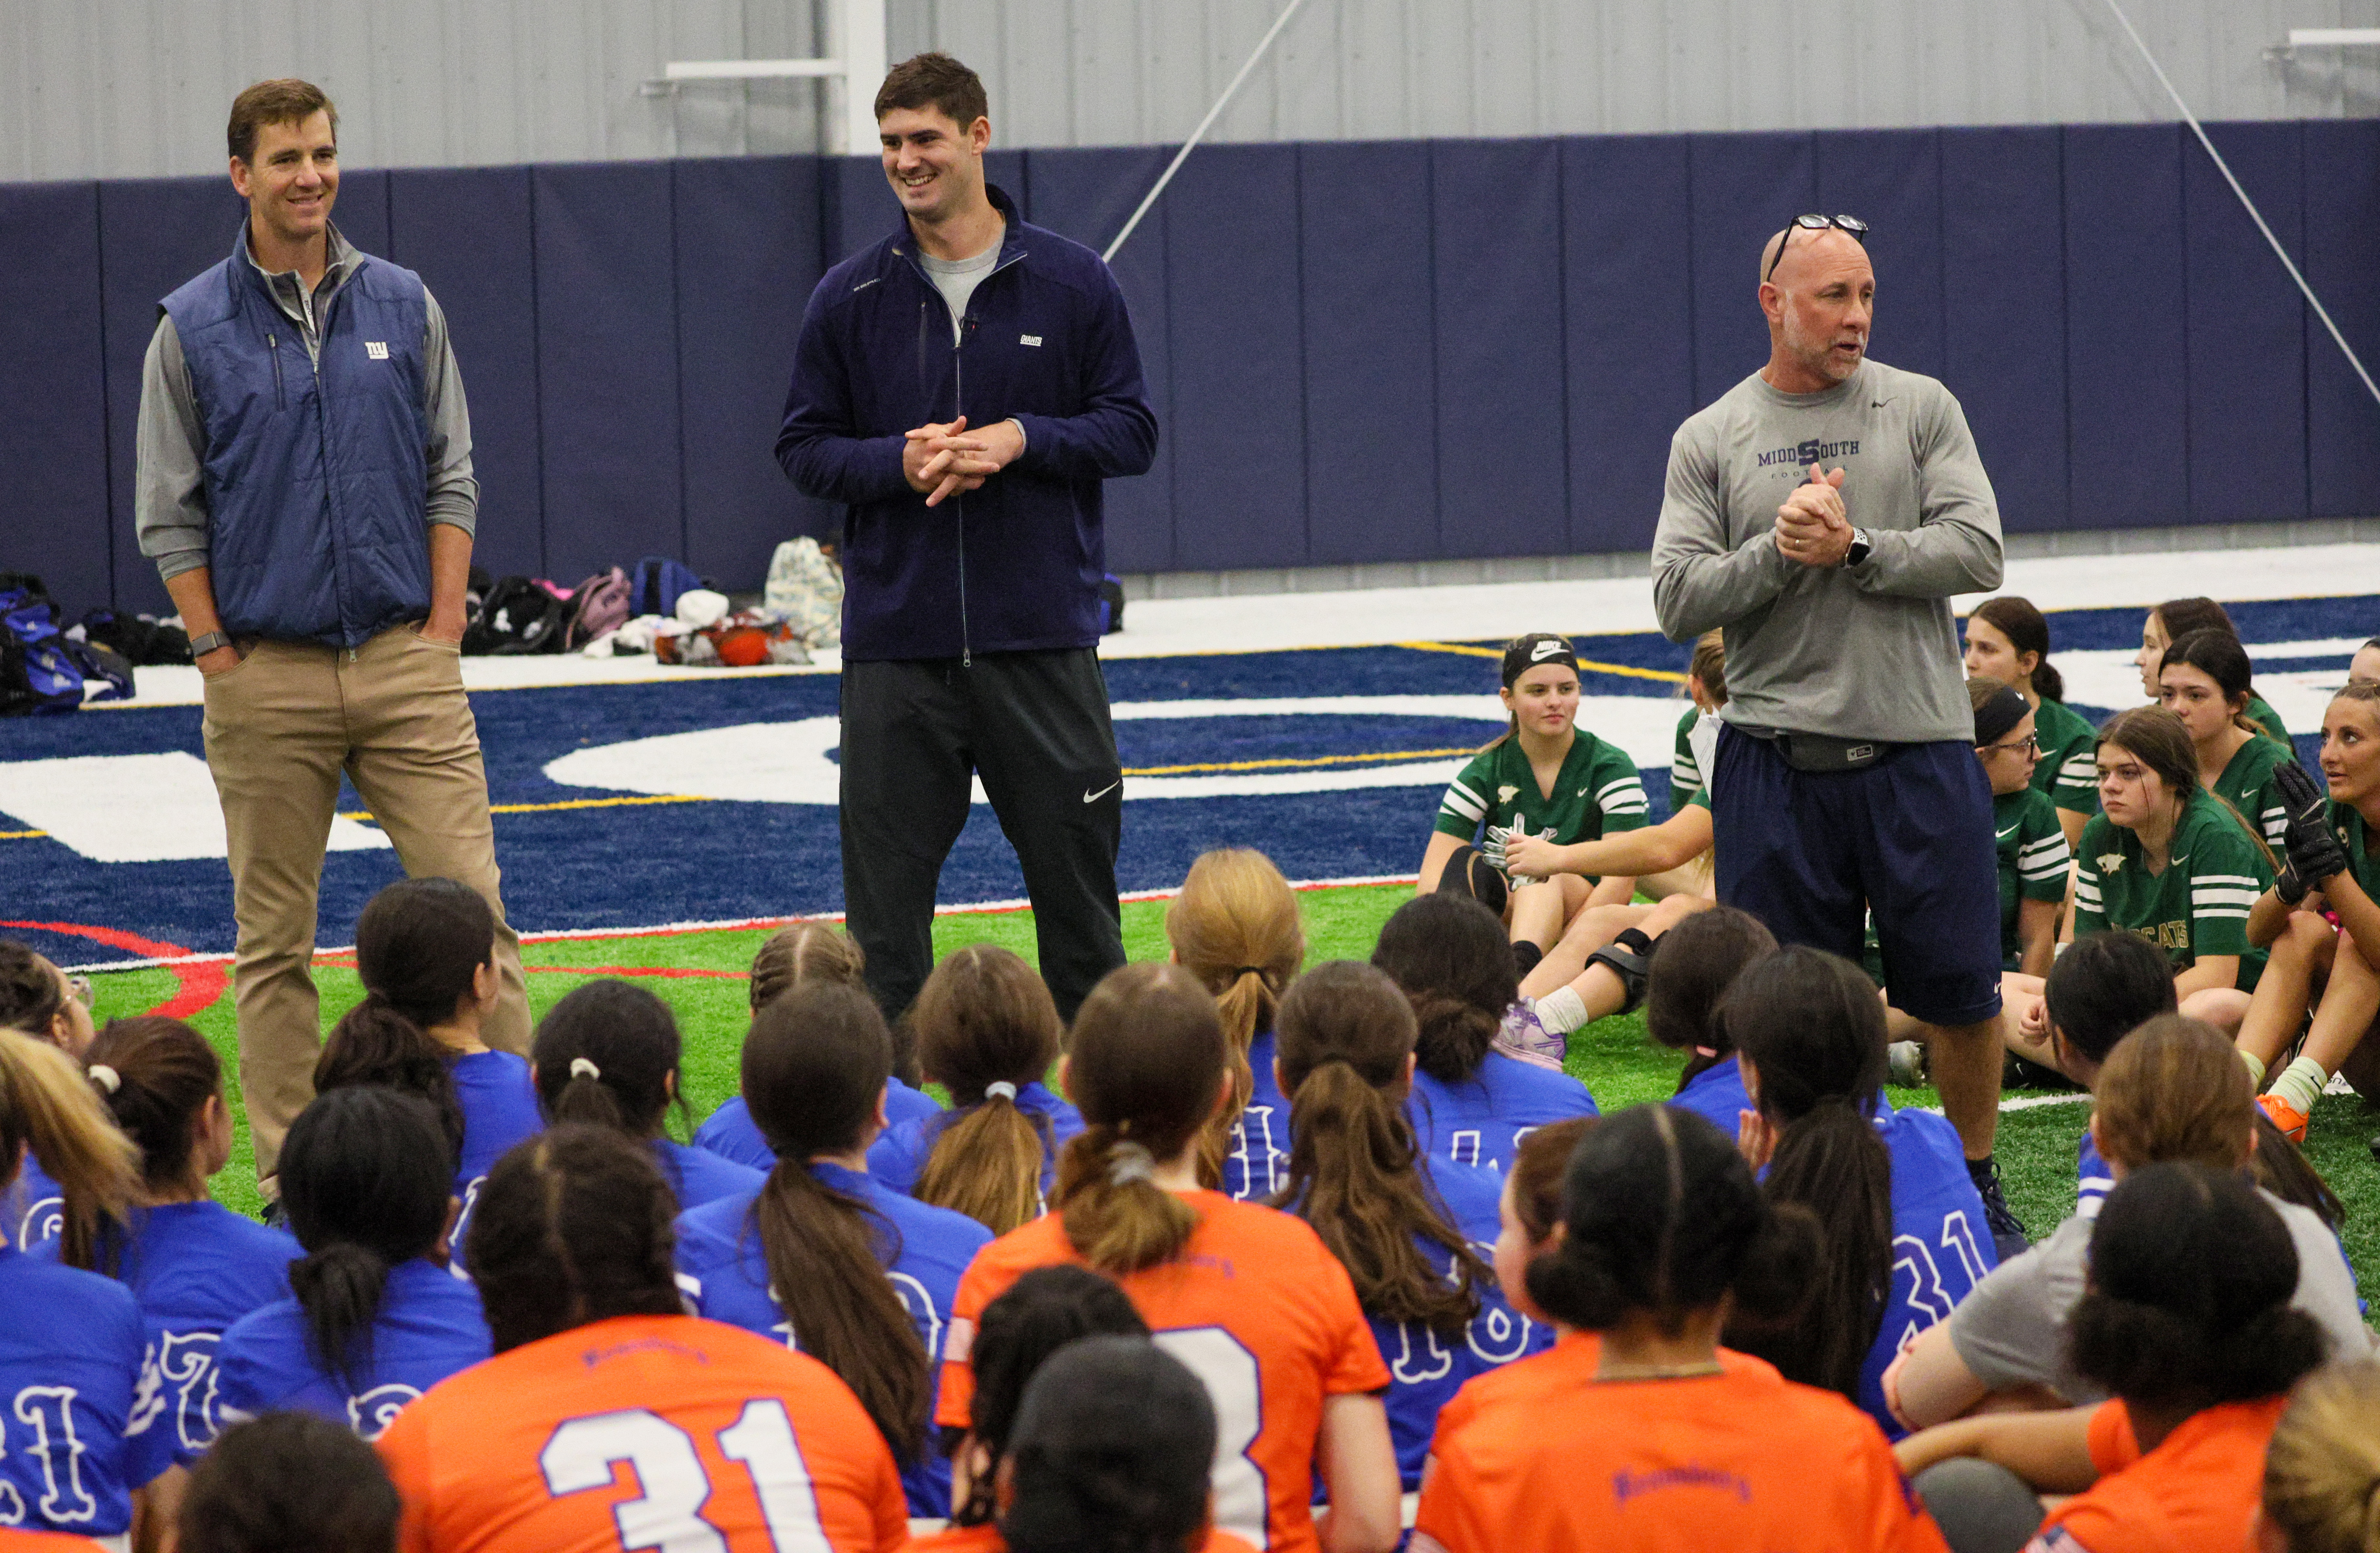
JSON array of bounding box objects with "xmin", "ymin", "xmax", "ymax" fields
[{"xmin": 200, "ymin": 623, "xmax": 529, "ymax": 1187}]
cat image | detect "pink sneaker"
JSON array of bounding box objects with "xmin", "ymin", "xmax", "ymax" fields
[{"xmin": 1494, "ymin": 998, "xmax": 1567, "ymax": 1071}]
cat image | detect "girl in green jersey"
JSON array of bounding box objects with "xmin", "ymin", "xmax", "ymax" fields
[
  {"xmin": 2136, "ymin": 597, "xmax": 2290, "ymax": 747},
  {"xmin": 2157, "ymin": 629, "xmax": 2291, "ymax": 851},
  {"xmin": 1965, "ymin": 596, "xmax": 2098, "ymax": 851},
  {"xmin": 2233, "ymin": 682, "xmax": 2380, "ymax": 1143},
  {"xmin": 2069, "ymin": 709, "xmax": 2275, "ymax": 1041}
]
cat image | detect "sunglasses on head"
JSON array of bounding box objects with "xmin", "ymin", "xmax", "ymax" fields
[{"xmin": 1764, "ymin": 213, "xmax": 1870, "ymax": 284}]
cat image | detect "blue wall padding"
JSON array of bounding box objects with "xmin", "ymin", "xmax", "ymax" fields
[
  {"xmin": 13, "ymin": 120, "xmax": 2380, "ymax": 621},
  {"xmin": 1688, "ymin": 131, "xmax": 1816, "ymax": 408},
  {"xmin": 1939, "ymin": 126, "xmax": 2068, "ymax": 534},
  {"xmin": 0, "ymin": 182, "xmax": 112, "ymax": 617},
  {"xmin": 531, "ymin": 161, "xmax": 683, "ymax": 582},
  {"xmin": 2300, "ymin": 120, "xmax": 2380, "ymax": 520},
  {"xmin": 1024, "ymin": 145, "xmax": 1177, "ymax": 573},
  {"xmin": 1163, "ymin": 144, "xmax": 1305, "ymax": 571},
  {"xmin": 2186, "ymin": 122, "xmax": 2306, "ymax": 524},
  {"xmin": 1302, "ymin": 140, "xmax": 1437, "ymax": 565},
  {"xmin": 96, "ymin": 178, "xmax": 246, "ymax": 617},
  {"xmin": 387, "ymin": 166, "xmax": 545, "ymax": 578},
  {"xmin": 1433, "ymin": 137, "xmax": 1568, "ymax": 559},
  {"xmin": 1816, "ymin": 129, "xmax": 1944, "ymax": 380},
  {"xmin": 673, "ymin": 156, "xmax": 835, "ymax": 572},
  {"xmin": 1564, "ymin": 133, "xmax": 1695, "ymax": 557},
  {"xmin": 2064, "ymin": 123, "xmax": 2190, "ymax": 530}
]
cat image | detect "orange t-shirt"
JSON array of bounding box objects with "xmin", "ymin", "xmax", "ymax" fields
[
  {"xmin": 376, "ymin": 1313, "xmax": 909, "ymax": 1553},
  {"xmin": 2027, "ymin": 1397, "xmax": 2288, "ymax": 1553},
  {"xmin": 938, "ymin": 1192, "xmax": 1390, "ymax": 1553},
  {"xmin": 911, "ymin": 1522, "xmax": 1262, "ymax": 1552},
  {"xmin": 1413, "ymin": 1332, "xmax": 1949, "ymax": 1553},
  {"xmin": 0, "ymin": 1531, "xmax": 108, "ymax": 1551}
]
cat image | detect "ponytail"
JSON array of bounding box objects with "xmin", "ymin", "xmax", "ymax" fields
[
  {"xmin": 83, "ymin": 1016, "xmax": 221, "ymax": 1193},
  {"xmin": 1055, "ymin": 965, "xmax": 1220, "ymax": 1275},
  {"xmin": 1163, "ymin": 849, "xmax": 1303, "ymax": 1186},
  {"xmin": 741, "ymin": 983, "xmax": 931, "ymax": 1465},
  {"xmin": 2262, "ymin": 1358, "xmax": 2380, "ymax": 1553},
  {"xmin": 352, "ymin": 876, "xmax": 495, "ymax": 1031},
  {"xmin": 530, "ymin": 980, "xmax": 687, "ymax": 1142},
  {"xmin": 1274, "ymin": 964, "xmax": 1488, "ymax": 1331},
  {"xmin": 0, "ymin": 1032, "xmax": 137, "ymax": 1272},
  {"xmin": 279, "ymin": 1087, "xmax": 454, "ymax": 1390},
  {"xmin": 1972, "ymin": 596, "xmax": 2064, "ymax": 704},
  {"xmin": 316, "ymin": 999, "xmax": 466, "ymax": 1167},
  {"xmin": 909, "ymin": 945, "xmax": 1064, "ymax": 1235},
  {"xmin": 1371, "ymin": 894, "xmax": 1512, "ymax": 1084},
  {"xmin": 1717, "ymin": 949, "xmax": 1893, "ymax": 1399}
]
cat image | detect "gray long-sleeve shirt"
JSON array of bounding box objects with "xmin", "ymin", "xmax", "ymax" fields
[
  {"xmin": 135, "ymin": 222, "xmax": 477, "ymax": 585},
  {"xmin": 1650, "ymin": 359, "xmax": 2003, "ymax": 745}
]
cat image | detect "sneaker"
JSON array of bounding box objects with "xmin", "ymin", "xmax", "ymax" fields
[
  {"xmin": 1887, "ymin": 1040, "xmax": 1928, "ymax": 1090},
  {"xmin": 1493, "ymin": 998, "xmax": 1567, "ymax": 1071},
  {"xmin": 1966, "ymin": 1155, "xmax": 2030, "ymax": 1263},
  {"xmin": 2257, "ymin": 1092, "xmax": 2310, "ymax": 1145}
]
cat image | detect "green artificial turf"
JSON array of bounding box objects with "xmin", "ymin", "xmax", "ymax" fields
[{"xmin": 85, "ymin": 881, "xmax": 2380, "ymax": 1304}]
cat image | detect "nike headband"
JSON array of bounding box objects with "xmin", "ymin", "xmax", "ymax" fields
[
  {"xmin": 1973, "ymin": 684, "xmax": 2030, "ymax": 747},
  {"xmin": 1503, "ymin": 633, "xmax": 1581, "ymax": 688}
]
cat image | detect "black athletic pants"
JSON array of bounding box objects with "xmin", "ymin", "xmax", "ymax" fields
[{"xmin": 839, "ymin": 647, "xmax": 1125, "ymax": 1024}]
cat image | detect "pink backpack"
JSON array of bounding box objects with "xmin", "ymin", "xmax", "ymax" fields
[{"xmin": 563, "ymin": 567, "xmax": 631, "ymax": 649}]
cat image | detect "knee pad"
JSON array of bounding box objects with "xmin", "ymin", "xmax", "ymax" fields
[{"xmin": 1435, "ymin": 844, "xmax": 1509, "ymax": 916}]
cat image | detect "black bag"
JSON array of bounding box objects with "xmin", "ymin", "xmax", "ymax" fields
[
  {"xmin": 77, "ymin": 609, "xmax": 192, "ymax": 667},
  {"xmin": 462, "ymin": 577, "xmax": 568, "ymax": 655}
]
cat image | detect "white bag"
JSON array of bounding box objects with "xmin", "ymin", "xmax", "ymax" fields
[{"xmin": 764, "ymin": 538, "xmax": 843, "ymax": 648}]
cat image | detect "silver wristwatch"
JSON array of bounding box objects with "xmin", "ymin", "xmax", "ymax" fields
[{"xmin": 189, "ymin": 630, "xmax": 232, "ymax": 657}]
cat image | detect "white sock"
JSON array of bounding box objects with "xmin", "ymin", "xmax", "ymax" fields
[
  {"xmin": 2271, "ymin": 1055, "xmax": 2329, "ymax": 1118},
  {"xmin": 2239, "ymin": 1050, "xmax": 2267, "ymax": 1088},
  {"xmin": 1535, "ymin": 985, "xmax": 1591, "ymax": 1034}
]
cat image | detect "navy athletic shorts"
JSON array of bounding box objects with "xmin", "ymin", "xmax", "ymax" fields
[{"xmin": 1711, "ymin": 724, "xmax": 2003, "ymax": 1028}]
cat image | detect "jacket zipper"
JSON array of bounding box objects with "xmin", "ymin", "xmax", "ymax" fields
[
  {"xmin": 268, "ymin": 334, "xmax": 285, "ymax": 409},
  {"xmin": 954, "ymin": 312, "xmax": 970, "ymax": 670},
  {"xmin": 306, "ymin": 294, "xmax": 354, "ymax": 659}
]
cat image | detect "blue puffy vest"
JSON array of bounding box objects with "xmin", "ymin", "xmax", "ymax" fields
[{"xmin": 162, "ymin": 229, "xmax": 432, "ymax": 646}]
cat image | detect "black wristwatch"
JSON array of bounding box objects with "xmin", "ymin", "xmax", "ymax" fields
[{"xmin": 1844, "ymin": 528, "xmax": 1873, "ymax": 567}]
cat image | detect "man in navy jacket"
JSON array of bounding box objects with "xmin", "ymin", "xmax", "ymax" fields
[{"xmin": 777, "ymin": 53, "xmax": 1157, "ymax": 1021}]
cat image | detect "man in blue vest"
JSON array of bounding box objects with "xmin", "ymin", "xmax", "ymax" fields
[
  {"xmin": 778, "ymin": 53, "xmax": 1157, "ymax": 1023},
  {"xmin": 134, "ymin": 78, "xmax": 528, "ymax": 1199}
]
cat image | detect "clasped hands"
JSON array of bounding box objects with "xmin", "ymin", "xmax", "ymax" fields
[
  {"xmin": 904, "ymin": 414, "xmax": 1024, "ymax": 507},
  {"xmin": 1775, "ymin": 462, "xmax": 1853, "ymax": 568}
]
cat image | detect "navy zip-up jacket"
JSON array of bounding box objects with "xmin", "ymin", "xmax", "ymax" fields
[{"xmin": 775, "ymin": 185, "xmax": 1158, "ymax": 662}]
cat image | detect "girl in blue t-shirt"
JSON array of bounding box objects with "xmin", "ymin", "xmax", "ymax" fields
[
  {"xmin": 868, "ymin": 944, "xmax": 1081, "ymax": 1233},
  {"xmin": 674, "ymin": 980, "xmax": 991, "ymax": 1518},
  {"xmin": 1162, "ymin": 847, "xmax": 1304, "ymax": 1203},
  {"xmin": 314, "ymin": 878, "xmax": 542, "ymax": 1240},
  {"xmin": 69, "ymin": 1017, "xmax": 304, "ymax": 1478},
  {"xmin": 693, "ymin": 921, "xmax": 940, "ymax": 1170},
  {"xmin": 1721, "ymin": 948, "xmax": 1997, "ymax": 1439},
  {"xmin": 1641, "ymin": 906, "xmax": 1779, "ymax": 1137},
  {"xmin": 1370, "ymin": 894, "xmax": 1597, "ymax": 1174},
  {"xmin": 215, "ymin": 1086, "xmax": 491, "ymax": 1438},
  {"xmin": 1270, "ymin": 961, "xmax": 1545, "ymax": 1488},
  {"xmin": 0, "ymin": 1031, "xmax": 150, "ymax": 1539},
  {"xmin": 529, "ymin": 979, "xmax": 762, "ymax": 1214},
  {"xmin": 0, "ymin": 939, "xmax": 97, "ymax": 1252}
]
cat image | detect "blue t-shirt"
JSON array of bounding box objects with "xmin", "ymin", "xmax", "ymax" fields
[
  {"xmin": 1863, "ymin": 1101, "xmax": 1999, "ymax": 1440},
  {"xmin": 2077, "ymin": 1129, "xmax": 2112, "ymax": 1220},
  {"xmin": 1223, "ymin": 1029, "xmax": 1292, "ymax": 1203},
  {"xmin": 7, "ymin": 1155, "xmax": 61, "ymax": 1251},
  {"xmin": 0, "ymin": 1244, "xmax": 152, "ymax": 1535},
  {"xmin": 451, "ymin": 1049, "xmax": 542, "ymax": 1200},
  {"xmin": 651, "ymin": 1139, "xmax": 766, "ymax": 1214},
  {"xmin": 215, "ymin": 1257, "xmax": 493, "ymax": 1439},
  {"xmin": 1666, "ymin": 1057, "xmax": 1753, "ymax": 1140},
  {"xmin": 1370, "ymin": 1157, "xmax": 1551, "ymax": 1488},
  {"xmin": 693, "ymin": 1079, "xmax": 942, "ymax": 1172},
  {"xmin": 40, "ymin": 1201, "xmax": 302, "ymax": 1472},
  {"xmin": 671, "ymin": 1161, "xmax": 993, "ymax": 1518},
  {"xmin": 1406, "ymin": 1054, "xmax": 1598, "ymax": 1174},
  {"xmin": 867, "ymin": 1081, "xmax": 1083, "ymax": 1201}
]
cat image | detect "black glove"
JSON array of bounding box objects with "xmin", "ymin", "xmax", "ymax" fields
[
  {"xmin": 2276, "ymin": 857, "xmax": 2308, "ymax": 907},
  {"xmin": 2272, "ymin": 761, "xmax": 2349, "ymax": 888}
]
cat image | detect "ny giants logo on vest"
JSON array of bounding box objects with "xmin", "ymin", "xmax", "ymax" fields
[{"xmin": 1756, "ymin": 437, "xmax": 1861, "ymax": 469}]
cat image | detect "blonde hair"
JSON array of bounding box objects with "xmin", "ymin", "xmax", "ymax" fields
[
  {"xmin": 910, "ymin": 945, "xmax": 1064, "ymax": 1235},
  {"xmin": 748, "ymin": 922, "xmax": 866, "ymax": 1011},
  {"xmin": 2092, "ymin": 1015, "xmax": 2253, "ymax": 1172},
  {"xmin": 2264, "ymin": 1358, "xmax": 2380, "ymax": 1553},
  {"xmin": 0, "ymin": 1032, "xmax": 139, "ymax": 1270},
  {"xmin": 1163, "ymin": 850, "xmax": 1302, "ymax": 1187}
]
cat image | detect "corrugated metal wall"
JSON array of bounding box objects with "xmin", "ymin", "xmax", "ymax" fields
[{"xmin": 7, "ymin": 0, "xmax": 2380, "ymax": 182}]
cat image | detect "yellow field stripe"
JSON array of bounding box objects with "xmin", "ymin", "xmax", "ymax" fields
[
  {"xmin": 1397, "ymin": 639, "xmax": 1689, "ymax": 684},
  {"xmin": 0, "ymin": 829, "xmax": 46, "ymax": 840},
  {"xmin": 1123, "ymin": 746, "xmax": 1476, "ymax": 776},
  {"xmin": 343, "ymin": 793, "xmax": 716, "ymax": 822}
]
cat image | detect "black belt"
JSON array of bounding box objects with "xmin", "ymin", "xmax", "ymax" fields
[{"xmin": 1766, "ymin": 730, "xmax": 1902, "ymax": 773}]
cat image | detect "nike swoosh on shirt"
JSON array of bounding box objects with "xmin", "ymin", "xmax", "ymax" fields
[
  {"xmin": 1083, "ymin": 782, "xmax": 1120, "ymax": 803},
  {"xmin": 1996, "ymin": 825, "xmax": 2020, "ymax": 840}
]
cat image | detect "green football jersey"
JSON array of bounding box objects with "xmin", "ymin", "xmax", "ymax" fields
[
  {"xmin": 2329, "ymin": 800, "xmax": 2380, "ymax": 906},
  {"xmin": 2247, "ymin": 694, "xmax": 2289, "ymax": 749},
  {"xmin": 2073, "ymin": 792, "xmax": 2274, "ymax": 990},
  {"xmin": 1436, "ymin": 731, "xmax": 1649, "ymax": 849},
  {"xmin": 1670, "ymin": 707, "xmax": 1704, "ymax": 809},
  {"xmin": 2030, "ymin": 696, "xmax": 2100, "ymax": 817},
  {"xmin": 2211, "ymin": 734, "xmax": 2291, "ymax": 852},
  {"xmin": 1995, "ymin": 786, "xmax": 2071, "ymax": 968}
]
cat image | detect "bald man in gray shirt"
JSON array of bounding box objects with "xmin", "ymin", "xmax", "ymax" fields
[{"xmin": 1650, "ymin": 215, "xmax": 2024, "ymax": 1257}]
